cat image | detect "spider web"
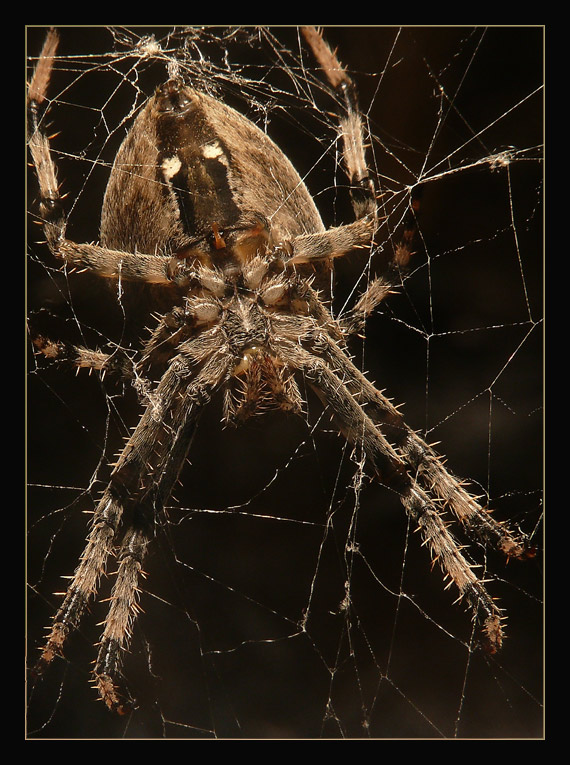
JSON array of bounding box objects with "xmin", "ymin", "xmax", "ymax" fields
[{"xmin": 26, "ymin": 26, "xmax": 543, "ymax": 740}]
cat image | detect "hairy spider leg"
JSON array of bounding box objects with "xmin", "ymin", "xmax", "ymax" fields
[
  {"xmin": 275, "ymin": 338, "xmax": 506, "ymax": 652},
  {"xmin": 37, "ymin": 341, "xmax": 230, "ymax": 712},
  {"xmin": 309, "ymin": 330, "xmax": 532, "ymax": 562}
]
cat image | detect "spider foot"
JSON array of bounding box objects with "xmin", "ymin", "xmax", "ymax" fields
[
  {"xmin": 94, "ymin": 671, "xmax": 134, "ymax": 716},
  {"xmin": 499, "ymin": 530, "xmax": 537, "ymax": 561},
  {"xmin": 480, "ymin": 615, "xmax": 504, "ymax": 654},
  {"xmin": 32, "ymin": 616, "xmax": 76, "ymax": 681},
  {"xmin": 93, "ymin": 636, "xmax": 135, "ymax": 715},
  {"xmin": 462, "ymin": 582, "xmax": 506, "ymax": 654}
]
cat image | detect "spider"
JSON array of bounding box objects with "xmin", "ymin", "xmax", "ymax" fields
[{"xmin": 27, "ymin": 26, "xmax": 533, "ymax": 716}]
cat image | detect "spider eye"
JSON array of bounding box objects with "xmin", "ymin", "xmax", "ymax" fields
[{"xmin": 156, "ymin": 81, "xmax": 194, "ymax": 114}]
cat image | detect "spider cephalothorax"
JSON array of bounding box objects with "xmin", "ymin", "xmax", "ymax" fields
[{"xmin": 28, "ymin": 26, "xmax": 532, "ymax": 715}]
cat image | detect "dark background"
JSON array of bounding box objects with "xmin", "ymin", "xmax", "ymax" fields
[{"xmin": 26, "ymin": 26, "xmax": 543, "ymax": 739}]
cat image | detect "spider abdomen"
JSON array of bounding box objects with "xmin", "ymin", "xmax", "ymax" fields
[{"xmin": 101, "ymin": 80, "xmax": 324, "ymax": 261}]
